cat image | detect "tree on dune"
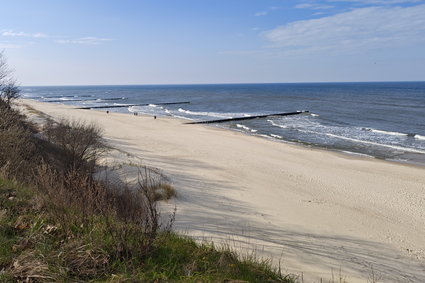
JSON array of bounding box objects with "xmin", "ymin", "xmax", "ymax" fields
[{"xmin": 0, "ymin": 51, "xmax": 20, "ymax": 106}]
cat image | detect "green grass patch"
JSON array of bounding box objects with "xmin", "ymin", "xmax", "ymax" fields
[
  {"xmin": 139, "ymin": 232, "xmax": 290, "ymax": 282},
  {"xmin": 0, "ymin": 179, "xmax": 29, "ymax": 267},
  {"xmin": 0, "ymin": 177, "xmax": 294, "ymax": 282}
]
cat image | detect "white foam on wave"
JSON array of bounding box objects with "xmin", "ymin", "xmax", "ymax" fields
[
  {"xmin": 170, "ymin": 114, "xmax": 194, "ymax": 120},
  {"xmin": 286, "ymin": 123, "xmax": 425, "ymax": 154},
  {"xmin": 325, "ymin": 133, "xmax": 425, "ymax": 154},
  {"xmin": 149, "ymin": 104, "xmax": 158, "ymax": 107},
  {"xmin": 363, "ymin": 128, "xmax": 425, "ymax": 141},
  {"xmin": 364, "ymin": 128, "xmax": 407, "ymax": 136},
  {"xmin": 270, "ymin": 134, "xmax": 283, "ymax": 139},
  {"xmin": 178, "ymin": 108, "xmax": 231, "ymax": 118},
  {"xmin": 236, "ymin": 124, "xmax": 251, "ymax": 131},
  {"xmin": 267, "ymin": 119, "xmax": 288, "ymax": 129},
  {"xmin": 235, "ymin": 124, "xmax": 258, "ymax": 133},
  {"xmin": 310, "ymin": 113, "xmax": 319, "ymax": 117},
  {"xmin": 163, "ymin": 109, "xmax": 194, "ymax": 120}
]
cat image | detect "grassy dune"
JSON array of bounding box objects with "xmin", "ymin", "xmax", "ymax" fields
[{"xmin": 0, "ymin": 100, "xmax": 293, "ymax": 282}]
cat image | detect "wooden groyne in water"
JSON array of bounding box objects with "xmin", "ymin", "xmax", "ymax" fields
[
  {"xmin": 186, "ymin": 110, "xmax": 309, "ymax": 124},
  {"xmin": 76, "ymin": 101, "xmax": 190, "ymax": 110}
]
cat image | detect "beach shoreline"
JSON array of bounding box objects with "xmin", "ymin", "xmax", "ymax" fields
[
  {"xmin": 19, "ymin": 99, "xmax": 425, "ymax": 282},
  {"xmin": 23, "ymin": 97, "xmax": 425, "ymax": 169},
  {"xmin": 22, "ymin": 83, "xmax": 425, "ymax": 167}
]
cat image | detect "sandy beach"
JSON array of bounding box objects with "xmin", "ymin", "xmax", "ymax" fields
[{"xmin": 20, "ymin": 99, "xmax": 425, "ymax": 282}]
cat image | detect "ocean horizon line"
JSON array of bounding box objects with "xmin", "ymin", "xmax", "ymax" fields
[{"xmin": 21, "ymin": 80, "xmax": 425, "ymax": 88}]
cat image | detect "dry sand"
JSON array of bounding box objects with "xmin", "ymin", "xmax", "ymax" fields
[{"xmin": 20, "ymin": 99, "xmax": 425, "ymax": 282}]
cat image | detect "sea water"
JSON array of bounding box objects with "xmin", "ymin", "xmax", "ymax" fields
[{"xmin": 21, "ymin": 82, "xmax": 425, "ymax": 165}]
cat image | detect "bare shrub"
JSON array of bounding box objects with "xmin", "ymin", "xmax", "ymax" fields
[
  {"xmin": 0, "ymin": 82, "xmax": 20, "ymax": 106},
  {"xmin": 0, "ymin": 104, "xmax": 41, "ymax": 182},
  {"xmin": 0, "ymin": 102, "xmax": 26, "ymax": 129},
  {"xmin": 152, "ymin": 183, "xmax": 176, "ymax": 201},
  {"xmin": 0, "ymin": 125, "xmax": 34, "ymax": 176},
  {"xmin": 0, "ymin": 54, "xmax": 36, "ymax": 181},
  {"xmin": 34, "ymin": 163, "xmax": 165, "ymax": 261},
  {"xmin": 104, "ymin": 177, "xmax": 161, "ymax": 259},
  {"xmin": 34, "ymin": 164, "xmax": 111, "ymax": 234},
  {"xmin": 0, "ymin": 52, "xmax": 20, "ymax": 106},
  {"xmin": 43, "ymin": 119, "xmax": 108, "ymax": 172}
]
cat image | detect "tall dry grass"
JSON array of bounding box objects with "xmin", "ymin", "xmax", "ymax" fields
[
  {"xmin": 0, "ymin": 101, "xmax": 42, "ymax": 182},
  {"xmin": 0, "ymin": 102, "xmax": 172, "ymax": 271},
  {"xmin": 34, "ymin": 163, "xmax": 165, "ymax": 260}
]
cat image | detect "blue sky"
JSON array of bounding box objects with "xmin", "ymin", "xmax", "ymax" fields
[{"xmin": 1, "ymin": 0, "xmax": 425, "ymax": 85}]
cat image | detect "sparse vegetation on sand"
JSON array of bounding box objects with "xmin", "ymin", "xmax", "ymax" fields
[
  {"xmin": 0, "ymin": 70, "xmax": 294, "ymax": 281},
  {"xmin": 0, "ymin": 177, "xmax": 293, "ymax": 281}
]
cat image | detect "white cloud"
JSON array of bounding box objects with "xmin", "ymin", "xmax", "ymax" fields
[
  {"xmin": 263, "ymin": 4, "xmax": 425, "ymax": 53},
  {"xmin": 295, "ymin": 3, "xmax": 335, "ymax": 9},
  {"xmin": 255, "ymin": 11, "xmax": 268, "ymax": 16},
  {"xmin": 55, "ymin": 37, "xmax": 113, "ymax": 45},
  {"xmin": 1, "ymin": 30, "xmax": 47, "ymax": 38},
  {"xmin": 254, "ymin": 6, "xmax": 280, "ymax": 17},
  {"xmin": 2, "ymin": 30, "xmax": 112, "ymax": 45},
  {"xmin": 1, "ymin": 29, "xmax": 113, "ymax": 47}
]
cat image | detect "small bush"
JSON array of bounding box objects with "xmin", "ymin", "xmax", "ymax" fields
[
  {"xmin": 0, "ymin": 52, "xmax": 20, "ymax": 107},
  {"xmin": 153, "ymin": 183, "xmax": 177, "ymax": 201},
  {"xmin": 43, "ymin": 119, "xmax": 108, "ymax": 173},
  {"xmin": 34, "ymin": 163, "xmax": 163, "ymax": 262},
  {"xmin": 0, "ymin": 103, "xmax": 41, "ymax": 182}
]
